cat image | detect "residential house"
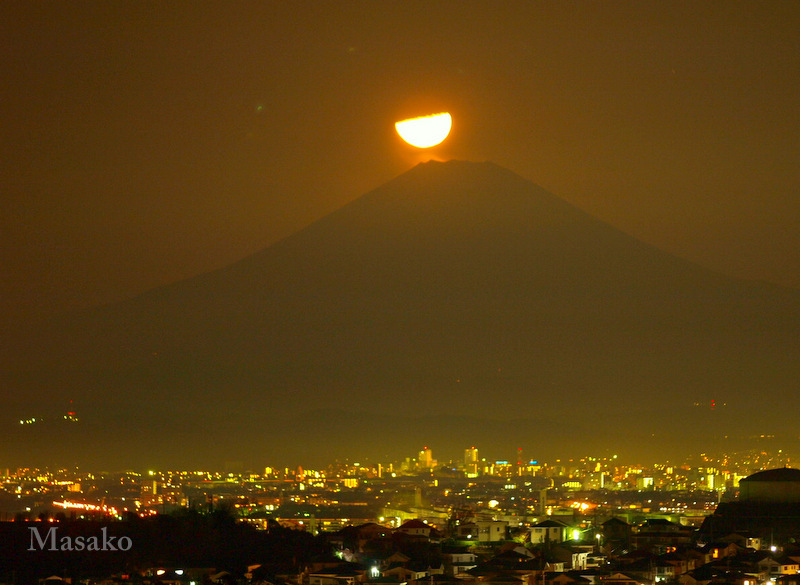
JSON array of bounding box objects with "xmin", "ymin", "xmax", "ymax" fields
[
  {"xmin": 441, "ymin": 548, "xmax": 478, "ymax": 577},
  {"xmin": 699, "ymin": 542, "xmax": 748, "ymax": 564},
  {"xmin": 550, "ymin": 572, "xmax": 593, "ymax": 585},
  {"xmin": 383, "ymin": 563, "xmax": 429, "ymax": 582},
  {"xmin": 718, "ymin": 532, "xmax": 762, "ymax": 551},
  {"xmin": 631, "ymin": 519, "xmax": 693, "ymax": 554},
  {"xmin": 601, "ymin": 572, "xmax": 651, "ymax": 585},
  {"xmin": 309, "ymin": 564, "xmax": 367, "ymax": 585},
  {"xmin": 458, "ymin": 520, "xmax": 509, "ymax": 542},
  {"xmin": 532, "ymin": 519, "xmax": 571, "ymax": 544},
  {"xmin": 602, "ymin": 518, "xmax": 632, "ymax": 555},
  {"xmin": 396, "ymin": 520, "xmax": 433, "ymax": 540},
  {"xmin": 757, "ymin": 554, "xmax": 800, "ymax": 580}
]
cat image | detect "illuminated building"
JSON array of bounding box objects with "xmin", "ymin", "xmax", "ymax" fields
[
  {"xmin": 418, "ymin": 447, "xmax": 433, "ymax": 469},
  {"xmin": 464, "ymin": 447, "xmax": 479, "ymax": 477},
  {"xmin": 530, "ymin": 518, "xmax": 570, "ymax": 544},
  {"xmin": 396, "ymin": 518, "xmax": 434, "ymax": 539},
  {"xmin": 456, "ymin": 519, "xmax": 508, "ymax": 542}
]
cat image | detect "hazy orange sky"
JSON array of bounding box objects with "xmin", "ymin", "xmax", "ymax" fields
[{"xmin": 3, "ymin": 1, "xmax": 799, "ymax": 335}]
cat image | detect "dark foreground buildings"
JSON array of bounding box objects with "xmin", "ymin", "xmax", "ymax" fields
[{"xmin": 699, "ymin": 467, "xmax": 800, "ymax": 544}]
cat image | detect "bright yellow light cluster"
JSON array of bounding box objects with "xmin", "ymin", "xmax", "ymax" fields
[
  {"xmin": 53, "ymin": 500, "xmax": 119, "ymax": 516},
  {"xmin": 395, "ymin": 112, "xmax": 452, "ymax": 148}
]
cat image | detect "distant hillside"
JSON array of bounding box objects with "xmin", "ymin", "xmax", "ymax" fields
[{"xmin": 3, "ymin": 160, "xmax": 799, "ymax": 467}]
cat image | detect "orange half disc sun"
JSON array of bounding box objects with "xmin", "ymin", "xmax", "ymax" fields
[{"xmin": 395, "ymin": 112, "xmax": 452, "ymax": 148}]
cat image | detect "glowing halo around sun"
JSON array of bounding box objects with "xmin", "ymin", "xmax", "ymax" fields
[{"xmin": 395, "ymin": 112, "xmax": 452, "ymax": 148}]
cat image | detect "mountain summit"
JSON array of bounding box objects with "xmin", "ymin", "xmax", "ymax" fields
[{"xmin": 6, "ymin": 160, "xmax": 799, "ymax": 466}]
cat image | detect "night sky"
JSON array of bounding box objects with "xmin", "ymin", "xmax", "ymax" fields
[
  {"xmin": 3, "ymin": 2, "xmax": 800, "ymax": 467},
  {"xmin": 3, "ymin": 1, "xmax": 799, "ymax": 338}
]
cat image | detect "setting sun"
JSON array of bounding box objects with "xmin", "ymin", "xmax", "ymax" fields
[{"xmin": 395, "ymin": 112, "xmax": 452, "ymax": 148}]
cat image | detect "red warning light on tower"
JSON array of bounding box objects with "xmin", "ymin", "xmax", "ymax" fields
[{"xmin": 64, "ymin": 399, "xmax": 79, "ymax": 422}]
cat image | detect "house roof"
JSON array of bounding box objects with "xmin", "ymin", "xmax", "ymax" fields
[
  {"xmin": 659, "ymin": 551, "xmax": 689, "ymax": 561},
  {"xmin": 495, "ymin": 550, "xmax": 535, "ymax": 560},
  {"xmin": 764, "ymin": 555, "xmax": 799, "ymax": 566},
  {"xmin": 616, "ymin": 550, "xmax": 654, "ymax": 561},
  {"xmin": 485, "ymin": 572, "xmax": 527, "ymax": 583},
  {"xmin": 700, "ymin": 542, "xmax": 746, "ymax": 553},
  {"xmin": 640, "ymin": 518, "xmax": 675, "ymax": 526},
  {"xmin": 386, "ymin": 562, "xmax": 407, "ymax": 571},
  {"xmin": 442, "ymin": 545, "xmax": 472, "ymax": 554},
  {"xmin": 553, "ymin": 574, "xmax": 592, "ymax": 584},
  {"xmin": 575, "ymin": 569, "xmax": 611, "ymax": 577},
  {"xmin": 535, "ymin": 519, "xmax": 568, "ymax": 528},
  {"xmin": 398, "ymin": 519, "xmax": 430, "ymax": 529},
  {"xmin": 311, "ymin": 564, "xmax": 365, "ymax": 577}
]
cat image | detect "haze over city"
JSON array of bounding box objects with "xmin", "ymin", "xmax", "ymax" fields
[{"xmin": 2, "ymin": 2, "xmax": 799, "ymax": 469}]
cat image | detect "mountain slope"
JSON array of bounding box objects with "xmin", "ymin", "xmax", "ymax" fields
[{"xmin": 4, "ymin": 160, "xmax": 799, "ymax": 466}]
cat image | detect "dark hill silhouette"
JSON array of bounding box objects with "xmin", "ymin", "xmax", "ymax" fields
[{"xmin": 3, "ymin": 160, "xmax": 799, "ymax": 467}]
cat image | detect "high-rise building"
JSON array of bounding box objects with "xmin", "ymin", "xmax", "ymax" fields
[
  {"xmin": 418, "ymin": 446, "xmax": 434, "ymax": 469},
  {"xmin": 464, "ymin": 446, "xmax": 479, "ymax": 477}
]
